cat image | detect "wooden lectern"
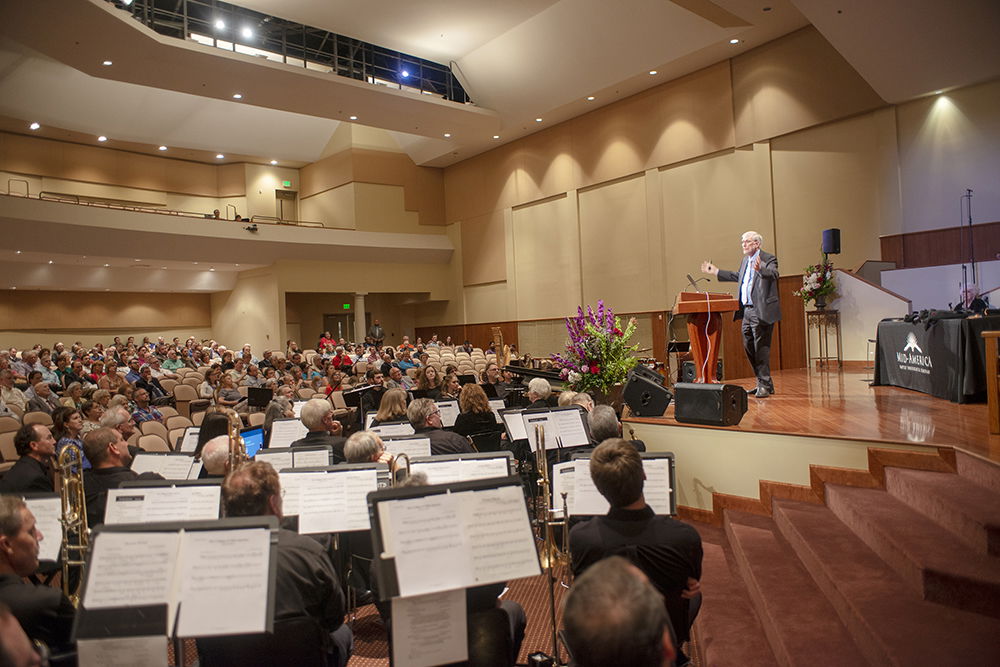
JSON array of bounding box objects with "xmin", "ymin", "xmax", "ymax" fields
[{"xmin": 673, "ymin": 292, "xmax": 740, "ymax": 383}]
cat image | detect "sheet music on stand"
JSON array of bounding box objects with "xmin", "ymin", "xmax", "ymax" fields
[
  {"xmin": 499, "ymin": 408, "xmax": 527, "ymax": 442},
  {"xmin": 292, "ymin": 401, "xmax": 307, "ymax": 418},
  {"xmin": 105, "ymin": 480, "xmax": 222, "ymax": 525},
  {"xmin": 370, "ymin": 421, "xmax": 415, "ymax": 437},
  {"xmin": 382, "ymin": 437, "xmax": 431, "ymax": 459},
  {"xmin": 369, "ymin": 475, "xmax": 540, "ymax": 600},
  {"xmin": 520, "ymin": 407, "xmax": 591, "ymax": 451},
  {"xmin": 255, "ymin": 446, "xmax": 331, "ymax": 470},
  {"xmin": 552, "ymin": 452, "xmax": 677, "ymax": 516},
  {"xmin": 278, "ymin": 463, "xmax": 382, "ymax": 534},
  {"xmin": 21, "ymin": 493, "xmax": 61, "ymax": 562},
  {"xmin": 488, "ymin": 399, "xmax": 506, "ymax": 424},
  {"xmin": 73, "ymin": 517, "xmax": 278, "ymax": 644},
  {"xmin": 268, "ymin": 418, "xmax": 309, "ymax": 448},
  {"xmin": 178, "ymin": 427, "xmax": 200, "ymax": 453},
  {"xmin": 130, "ymin": 453, "xmax": 201, "ymax": 480},
  {"xmin": 408, "ymin": 452, "xmax": 514, "ymax": 485},
  {"xmin": 434, "ymin": 399, "xmax": 460, "ymax": 428}
]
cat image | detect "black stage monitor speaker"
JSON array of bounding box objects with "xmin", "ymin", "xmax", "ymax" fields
[
  {"xmin": 822, "ymin": 228, "xmax": 841, "ymax": 255},
  {"xmin": 680, "ymin": 360, "xmax": 722, "ymax": 383},
  {"xmin": 623, "ymin": 370, "xmax": 673, "ymax": 417},
  {"xmin": 674, "ymin": 382, "xmax": 747, "ymax": 426}
]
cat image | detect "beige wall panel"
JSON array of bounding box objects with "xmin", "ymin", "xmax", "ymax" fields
[
  {"xmin": 0, "ymin": 327, "xmax": 215, "ymax": 351},
  {"xmin": 461, "ymin": 210, "xmax": 507, "ymax": 286},
  {"xmin": 38, "ymin": 177, "xmax": 167, "ymax": 206},
  {"xmin": 464, "ymin": 282, "xmax": 510, "ymax": 324},
  {"xmin": 0, "ymin": 170, "xmax": 42, "ymax": 196},
  {"xmin": 578, "ymin": 175, "xmax": 652, "ymax": 311},
  {"xmin": 517, "ymin": 319, "xmax": 570, "ymax": 358},
  {"xmin": 660, "ymin": 145, "xmax": 774, "ymax": 300},
  {"xmin": 443, "ymin": 143, "xmax": 520, "ymax": 222},
  {"xmin": 211, "ymin": 269, "xmax": 281, "ymax": 355},
  {"xmin": 0, "ymin": 291, "xmax": 210, "ymax": 330},
  {"xmin": 284, "ymin": 292, "xmax": 357, "ymax": 347},
  {"xmin": 353, "ymin": 183, "xmax": 442, "ymax": 234},
  {"xmin": 275, "ymin": 260, "xmax": 452, "ymax": 302},
  {"xmin": 299, "ymin": 183, "xmax": 356, "ymax": 229},
  {"xmin": 896, "ymin": 79, "xmax": 1000, "ymax": 233},
  {"xmin": 515, "ymin": 124, "xmax": 580, "ymax": 204},
  {"xmin": 511, "ymin": 195, "xmax": 582, "ymax": 320},
  {"xmin": 732, "ymin": 27, "xmax": 885, "ymax": 147},
  {"xmin": 771, "ymin": 111, "xmax": 900, "ymax": 275},
  {"xmin": 299, "ymin": 149, "xmax": 354, "ymax": 198},
  {"xmin": 244, "ymin": 164, "xmax": 300, "ymax": 219},
  {"xmin": 353, "ymin": 149, "xmax": 446, "ymax": 226},
  {"xmin": 621, "ymin": 312, "xmax": 655, "ymax": 355}
]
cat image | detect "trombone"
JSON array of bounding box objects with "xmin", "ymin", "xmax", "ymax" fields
[{"xmin": 57, "ymin": 444, "xmax": 89, "ymax": 606}]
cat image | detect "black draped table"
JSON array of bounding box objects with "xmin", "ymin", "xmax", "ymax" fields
[{"xmin": 873, "ymin": 315, "xmax": 1000, "ymax": 403}]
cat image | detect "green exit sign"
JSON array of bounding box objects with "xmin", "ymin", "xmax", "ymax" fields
[
  {"xmin": 282, "ymin": 180, "xmax": 292, "ymax": 188},
  {"xmin": 342, "ymin": 304, "xmax": 351, "ymax": 310}
]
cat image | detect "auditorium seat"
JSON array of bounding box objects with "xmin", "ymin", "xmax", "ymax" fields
[
  {"xmin": 165, "ymin": 415, "xmax": 193, "ymax": 430},
  {"xmin": 247, "ymin": 413, "xmax": 265, "ymax": 427},
  {"xmin": 167, "ymin": 428, "xmax": 185, "ymax": 450},
  {"xmin": 22, "ymin": 411, "xmax": 53, "ymax": 427},
  {"xmin": 237, "ymin": 386, "xmax": 249, "ymax": 398},
  {"xmin": 158, "ymin": 406, "xmax": 179, "ymax": 419},
  {"xmin": 354, "ymin": 361, "xmax": 368, "ymax": 375},
  {"xmin": 159, "ymin": 378, "xmax": 178, "ymax": 393},
  {"xmin": 172, "ymin": 383, "xmax": 199, "ymax": 419},
  {"xmin": 296, "ymin": 388, "xmax": 314, "ymax": 400},
  {"xmin": 0, "ymin": 416, "xmax": 20, "ymax": 434},
  {"xmin": 140, "ymin": 421, "xmax": 170, "ymax": 441},
  {"xmin": 192, "ymin": 412, "xmax": 206, "ymax": 426},
  {"xmin": 0, "ymin": 432, "xmax": 17, "ymax": 472},
  {"xmin": 182, "ymin": 376, "xmax": 202, "ymax": 390},
  {"xmin": 137, "ymin": 433, "xmax": 170, "ymax": 453}
]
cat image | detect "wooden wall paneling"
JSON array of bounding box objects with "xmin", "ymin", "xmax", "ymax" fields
[
  {"xmin": 465, "ymin": 322, "xmax": 518, "ymax": 352},
  {"xmin": 880, "ymin": 221, "xmax": 1000, "ymax": 269},
  {"xmin": 778, "ymin": 275, "xmax": 807, "ymax": 370},
  {"xmin": 720, "ymin": 316, "xmax": 753, "ymax": 381},
  {"xmin": 973, "ymin": 223, "xmax": 1000, "ymax": 264},
  {"xmin": 650, "ymin": 311, "xmax": 668, "ymax": 364},
  {"xmin": 880, "ymin": 234, "xmax": 904, "ymax": 266},
  {"xmin": 414, "ymin": 324, "xmax": 466, "ymax": 348},
  {"xmin": 901, "ymin": 227, "xmax": 964, "ymax": 269}
]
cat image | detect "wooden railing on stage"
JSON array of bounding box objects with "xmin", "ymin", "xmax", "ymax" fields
[{"xmin": 984, "ymin": 330, "xmax": 1000, "ymax": 434}]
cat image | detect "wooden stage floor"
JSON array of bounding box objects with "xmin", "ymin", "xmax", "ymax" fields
[{"xmin": 627, "ymin": 368, "xmax": 1000, "ymax": 463}]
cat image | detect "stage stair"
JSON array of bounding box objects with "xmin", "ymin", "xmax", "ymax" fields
[{"xmin": 690, "ymin": 449, "xmax": 1000, "ymax": 666}]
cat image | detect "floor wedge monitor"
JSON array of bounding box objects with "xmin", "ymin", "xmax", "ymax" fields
[{"xmin": 674, "ymin": 382, "xmax": 747, "ymax": 426}]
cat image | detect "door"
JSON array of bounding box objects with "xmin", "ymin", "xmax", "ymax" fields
[{"xmin": 276, "ymin": 190, "xmax": 298, "ymax": 221}]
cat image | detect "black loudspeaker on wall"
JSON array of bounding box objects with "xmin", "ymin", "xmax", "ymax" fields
[
  {"xmin": 822, "ymin": 228, "xmax": 841, "ymax": 255},
  {"xmin": 674, "ymin": 382, "xmax": 747, "ymax": 426},
  {"xmin": 623, "ymin": 369, "xmax": 673, "ymax": 417},
  {"xmin": 679, "ymin": 360, "xmax": 722, "ymax": 383}
]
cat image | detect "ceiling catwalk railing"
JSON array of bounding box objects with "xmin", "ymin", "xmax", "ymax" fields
[{"xmin": 106, "ymin": 0, "xmax": 471, "ymax": 104}]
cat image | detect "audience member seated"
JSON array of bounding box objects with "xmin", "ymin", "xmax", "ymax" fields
[
  {"xmin": 135, "ymin": 365, "xmax": 169, "ymax": 403},
  {"xmin": 288, "ymin": 399, "xmax": 346, "ymax": 462},
  {"xmin": 453, "ymin": 384, "xmax": 504, "ymax": 438},
  {"xmin": 407, "ymin": 398, "xmax": 473, "ymax": 455},
  {"xmin": 414, "ymin": 366, "xmax": 442, "ymax": 399},
  {"xmin": 571, "ymin": 392, "xmax": 595, "ymax": 412},
  {"xmin": 0, "ymin": 425, "xmax": 55, "ymax": 494},
  {"xmin": 558, "ymin": 390, "xmax": 578, "ymax": 407},
  {"xmin": 569, "ymin": 439, "xmax": 702, "ymax": 666},
  {"xmin": 344, "ymin": 431, "xmax": 392, "ymax": 464},
  {"xmin": 589, "ymin": 405, "xmax": 645, "ymax": 451},
  {"xmin": 370, "ymin": 388, "xmax": 408, "ymax": 427},
  {"xmin": 215, "ymin": 373, "xmax": 245, "ymax": 414},
  {"xmin": 200, "ymin": 435, "xmax": 230, "ymax": 478},
  {"xmin": 61, "ymin": 361, "xmax": 91, "ymax": 391},
  {"xmin": 563, "ymin": 555, "xmax": 676, "ymax": 667},
  {"xmin": 199, "ymin": 367, "xmax": 222, "ymax": 403},
  {"xmin": 130, "ymin": 388, "xmax": 164, "ymax": 425},
  {"xmin": 10, "ymin": 352, "xmax": 35, "ymax": 383},
  {"xmin": 386, "ymin": 366, "xmax": 414, "ymax": 391},
  {"xmin": 395, "ymin": 350, "xmax": 418, "ymax": 373},
  {"xmin": 161, "ymin": 349, "xmax": 185, "ymax": 372},
  {"xmin": 0, "ymin": 497, "xmax": 75, "ymax": 655},
  {"xmin": 58, "ymin": 382, "xmax": 84, "ymax": 410},
  {"xmin": 123, "ymin": 358, "xmax": 143, "ymax": 385},
  {"xmin": 82, "ymin": 427, "xmax": 163, "ymax": 527},
  {"xmin": 525, "ymin": 377, "xmax": 551, "ymax": 409},
  {"xmin": 51, "ymin": 407, "xmax": 88, "ymax": 470},
  {"xmin": 25, "ymin": 382, "xmax": 59, "ymax": 415},
  {"xmin": 99, "ymin": 360, "xmax": 126, "ymax": 393},
  {"xmin": 221, "ymin": 462, "xmax": 352, "ymax": 667},
  {"xmin": 0, "ymin": 371, "xmax": 27, "ymax": 414},
  {"xmin": 99, "ymin": 407, "xmax": 138, "ymax": 453},
  {"xmin": 79, "ymin": 400, "xmax": 105, "ymax": 436}
]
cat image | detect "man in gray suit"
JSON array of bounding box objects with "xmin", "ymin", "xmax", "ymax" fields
[{"xmin": 701, "ymin": 231, "xmax": 781, "ymax": 398}]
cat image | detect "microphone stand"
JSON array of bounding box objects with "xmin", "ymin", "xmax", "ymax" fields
[{"xmin": 960, "ymin": 189, "xmax": 975, "ymax": 299}]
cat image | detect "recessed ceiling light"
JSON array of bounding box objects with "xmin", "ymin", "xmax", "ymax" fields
[
  {"xmin": 349, "ymin": 115, "xmax": 358, "ymax": 121},
  {"xmin": 444, "ymin": 133, "xmax": 451, "ymax": 138},
  {"xmin": 269, "ymin": 160, "xmax": 277, "ymax": 165},
  {"xmin": 241, "ymin": 27, "xmax": 253, "ymax": 39},
  {"xmin": 15, "ymin": 250, "xmax": 21, "ymax": 254},
  {"xmin": 48, "ymin": 260, "xmax": 53, "ymax": 264},
  {"xmin": 934, "ymin": 89, "xmax": 944, "ymax": 95},
  {"xmin": 232, "ymin": 93, "xmax": 243, "ymax": 100},
  {"xmin": 729, "ymin": 38, "xmax": 741, "ymax": 45},
  {"xmin": 102, "ymin": 60, "xmax": 113, "ymax": 66},
  {"xmin": 401, "ymin": 70, "xmax": 410, "ymax": 78},
  {"xmin": 134, "ymin": 258, "xmax": 141, "ymax": 262},
  {"xmin": 648, "ymin": 70, "xmax": 658, "ymax": 75},
  {"xmin": 158, "ymin": 145, "xmax": 167, "ymax": 151},
  {"xmin": 193, "ymin": 262, "xmax": 199, "ymax": 265},
  {"xmin": 103, "ymin": 263, "xmax": 110, "ymax": 267},
  {"xmin": 234, "ymin": 263, "xmax": 240, "ymax": 267},
  {"xmin": 10, "ymin": 286, "xmax": 15, "ymax": 290},
  {"xmin": 492, "ymin": 135, "xmax": 500, "ymax": 140},
  {"xmin": 105, "ymin": 288, "xmax": 110, "ymax": 291},
  {"xmin": 586, "ymin": 96, "xmax": 595, "ymax": 101},
  {"xmin": 161, "ymin": 266, "xmax": 167, "ymax": 270},
  {"xmin": 215, "ymin": 154, "xmax": 225, "ymax": 159},
  {"xmin": 97, "ymin": 135, "xmax": 108, "ymax": 142},
  {"xmin": 29, "ymin": 122, "xmax": 40, "ymax": 130},
  {"xmin": 535, "ymin": 118, "xmax": 543, "ymax": 122},
  {"xmin": 209, "ymin": 267, "xmax": 216, "ymax": 272}
]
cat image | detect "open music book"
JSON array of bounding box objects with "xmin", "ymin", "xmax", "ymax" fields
[
  {"xmin": 104, "ymin": 482, "xmax": 222, "ymax": 525},
  {"xmin": 408, "ymin": 452, "xmax": 514, "ymax": 485},
  {"xmin": 382, "ymin": 437, "xmax": 432, "ymax": 459},
  {"xmin": 131, "ymin": 452, "xmax": 202, "ymax": 480},
  {"xmin": 21, "ymin": 493, "xmax": 61, "ymax": 562},
  {"xmin": 552, "ymin": 452, "xmax": 676, "ymax": 516},
  {"xmin": 255, "ymin": 446, "xmax": 331, "ymax": 471},
  {"xmin": 268, "ymin": 418, "xmax": 309, "ymax": 448},
  {"xmin": 278, "ymin": 464, "xmax": 382, "ymax": 534}
]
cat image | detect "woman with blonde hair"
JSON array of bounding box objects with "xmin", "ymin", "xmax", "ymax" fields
[
  {"xmin": 453, "ymin": 383, "xmax": 504, "ymax": 438},
  {"xmin": 439, "ymin": 373, "xmax": 461, "ymax": 401},
  {"xmin": 371, "ymin": 388, "xmax": 408, "ymax": 426},
  {"xmin": 60, "ymin": 382, "xmax": 85, "ymax": 409}
]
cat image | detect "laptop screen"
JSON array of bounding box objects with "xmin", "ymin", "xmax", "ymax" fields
[{"xmin": 241, "ymin": 427, "xmax": 265, "ymax": 458}]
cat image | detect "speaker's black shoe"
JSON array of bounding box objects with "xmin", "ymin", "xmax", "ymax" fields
[
  {"xmin": 746, "ymin": 386, "xmax": 757, "ymax": 395},
  {"xmin": 755, "ymin": 386, "xmax": 771, "ymax": 398}
]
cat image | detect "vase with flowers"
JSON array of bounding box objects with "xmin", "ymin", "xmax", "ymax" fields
[
  {"xmin": 794, "ymin": 254, "xmax": 837, "ymax": 309},
  {"xmin": 553, "ymin": 301, "xmax": 639, "ymax": 407}
]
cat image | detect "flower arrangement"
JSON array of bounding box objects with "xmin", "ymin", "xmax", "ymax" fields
[
  {"xmin": 554, "ymin": 301, "xmax": 639, "ymax": 394},
  {"xmin": 794, "ymin": 253, "xmax": 836, "ymax": 306}
]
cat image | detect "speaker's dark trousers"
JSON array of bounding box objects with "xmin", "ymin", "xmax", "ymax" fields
[{"xmin": 741, "ymin": 304, "xmax": 773, "ymax": 390}]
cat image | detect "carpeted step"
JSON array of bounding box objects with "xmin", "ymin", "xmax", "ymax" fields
[
  {"xmin": 884, "ymin": 467, "xmax": 1000, "ymax": 556},
  {"xmin": 956, "ymin": 450, "xmax": 1000, "ymax": 495},
  {"xmin": 825, "ymin": 484, "xmax": 1000, "ymax": 618},
  {"xmin": 772, "ymin": 498, "xmax": 1000, "ymax": 666},
  {"xmin": 724, "ymin": 511, "xmax": 867, "ymax": 666},
  {"xmin": 692, "ymin": 538, "xmax": 776, "ymax": 667}
]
